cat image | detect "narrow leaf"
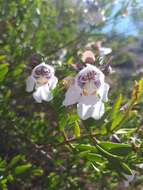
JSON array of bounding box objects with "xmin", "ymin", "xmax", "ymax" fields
[
  {"xmin": 111, "ymin": 94, "xmax": 122, "ymax": 120},
  {"xmin": 74, "ymin": 122, "xmax": 80, "ymax": 137},
  {"xmin": 0, "ymin": 64, "xmax": 9, "ymax": 82},
  {"xmin": 14, "ymin": 164, "xmax": 32, "ymax": 175}
]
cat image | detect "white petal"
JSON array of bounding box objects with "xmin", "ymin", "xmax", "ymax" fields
[
  {"xmin": 33, "ymin": 84, "xmax": 53, "ymax": 103},
  {"xmin": 79, "ymin": 94, "xmax": 99, "ymax": 105},
  {"xmin": 77, "ymin": 101, "xmax": 105, "ymax": 120},
  {"xmin": 63, "ymin": 83, "xmax": 81, "ymax": 106},
  {"xmin": 102, "ymin": 83, "xmax": 110, "ymax": 102},
  {"xmin": 91, "ymin": 101, "xmax": 105, "ymax": 120},
  {"xmin": 77, "ymin": 103, "xmax": 92, "ymax": 120},
  {"xmin": 26, "ymin": 76, "xmax": 35, "ymax": 92},
  {"xmin": 40, "ymin": 85, "xmax": 53, "ymax": 101},
  {"xmin": 33, "ymin": 89, "xmax": 42, "ymax": 103},
  {"xmin": 97, "ymin": 82, "xmax": 109, "ymax": 102},
  {"xmin": 49, "ymin": 76, "xmax": 58, "ymax": 90}
]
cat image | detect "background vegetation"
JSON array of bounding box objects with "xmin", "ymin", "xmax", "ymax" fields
[{"xmin": 0, "ymin": 0, "xmax": 143, "ymax": 189}]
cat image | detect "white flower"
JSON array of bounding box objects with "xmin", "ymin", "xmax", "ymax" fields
[
  {"xmin": 26, "ymin": 62, "xmax": 58, "ymax": 103},
  {"xmin": 63, "ymin": 64, "xmax": 109, "ymax": 120}
]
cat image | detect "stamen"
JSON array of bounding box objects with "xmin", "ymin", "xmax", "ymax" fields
[
  {"xmin": 63, "ymin": 80, "xmax": 69, "ymax": 88},
  {"xmin": 82, "ymin": 88, "xmax": 88, "ymax": 96},
  {"xmin": 62, "ymin": 77, "xmax": 74, "ymax": 88},
  {"xmin": 91, "ymin": 90, "xmax": 97, "ymax": 96}
]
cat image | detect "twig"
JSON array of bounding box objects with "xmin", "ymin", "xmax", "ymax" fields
[
  {"xmin": 57, "ymin": 132, "xmax": 98, "ymax": 146},
  {"xmin": 61, "ymin": 131, "xmax": 75, "ymax": 150}
]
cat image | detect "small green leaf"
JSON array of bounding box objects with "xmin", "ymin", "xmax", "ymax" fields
[
  {"xmin": 95, "ymin": 144, "xmax": 121, "ymax": 160},
  {"xmin": 111, "ymin": 113, "xmax": 124, "ymax": 130},
  {"xmin": 9, "ymin": 155, "xmax": 25, "ymax": 168},
  {"xmin": 12, "ymin": 64, "xmax": 24, "ymax": 77},
  {"xmin": 68, "ymin": 114, "xmax": 79, "ymax": 124},
  {"xmin": 115, "ymin": 128, "xmax": 136, "ymax": 134},
  {"xmin": 67, "ymin": 56, "xmax": 73, "ymax": 65},
  {"xmin": 121, "ymin": 162, "xmax": 132, "ymax": 175},
  {"xmin": 0, "ymin": 160, "xmax": 6, "ymax": 172},
  {"xmin": 99, "ymin": 142, "xmax": 131, "ymax": 150},
  {"xmin": 111, "ymin": 94, "xmax": 122, "ymax": 120},
  {"xmin": 108, "ymin": 159, "xmax": 132, "ymax": 175},
  {"xmin": 91, "ymin": 163, "xmax": 100, "ymax": 173},
  {"xmin": 74, "ymin": 144, "xmax": 97, "ymax": 152},
  {"xmin": 7, "ymin": 174, "xmax": 14, "ymax": 183},
  {"xmin": 59, "ymin": 113, "xmax": 67, "ymax": 131},
  {"xmin": 0, "ymin": 64, "xmax": 9, "ymax": 82},
  {"xmin": 73, "ymin": 122, "xmax": 80, "ymax": 137},
  {"xmin": 0, "ymin": 179, "xmax": 8, "ymax": 190},
  {"xmin": 31, "ymin": 168, "xmax": 43, "ymax": 176},
  {"xmin": 0, "ymin": 55, "xmax": 6, "ymax": 61},
  {"xmin": 99, "ymin": 142, "xmax": 132, "ymax": 156},
  {"xmin": 80, "ymin": 152, "xmax": 103, "ymax": 162},
  {"xmin": 14, "ymin": 163, "xmax": 32, "ymax": 175}
]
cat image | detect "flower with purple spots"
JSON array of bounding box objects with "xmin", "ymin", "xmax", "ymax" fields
[
  {"xmin": 26, "ymin": 62, "xmax": 58, "ymax": 103},
  {"xmin": 63, "ymin": 64, "xmax": 109, "ymax": 120}
]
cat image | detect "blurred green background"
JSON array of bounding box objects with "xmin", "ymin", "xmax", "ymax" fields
[{"xmin": 1, "ymin": 0, "xmax": 143, "ymax": 189}]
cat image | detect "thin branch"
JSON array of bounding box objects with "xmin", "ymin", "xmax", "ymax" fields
[
  {"xmin": 61, "ymin": 130, "xmax": 75, "ymax": 150},
  {"xmin": 57, "ymin": 132, "xmax": 98, "ymax": 146}
]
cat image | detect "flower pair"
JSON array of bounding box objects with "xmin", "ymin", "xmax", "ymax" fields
[{"xmin": 26, "ymin": 52, "xmax": 110, "ymax": 120}]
